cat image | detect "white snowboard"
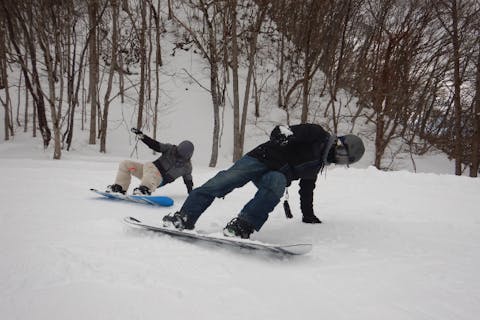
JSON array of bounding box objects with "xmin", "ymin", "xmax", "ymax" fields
[{"xmin": 124, "ymin": 216, "xmax": 312, "ymax": 255}]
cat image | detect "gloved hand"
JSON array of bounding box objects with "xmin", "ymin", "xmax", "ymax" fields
[
  {"xmin": 131, "ymin": 128, "xmax": 144, "ymax": 139},
  {"xmin": 302, "ymin": 214, "xmax": 322, "ymax": 224}
]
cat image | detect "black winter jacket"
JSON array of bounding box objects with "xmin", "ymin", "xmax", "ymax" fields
[
  {"xmin": 140, "ymin": 135, "xmax": 193, "ymax": 193},
  {"xmin": 247, "ymin": 124, "xmax": 334, "ymax": 217}
]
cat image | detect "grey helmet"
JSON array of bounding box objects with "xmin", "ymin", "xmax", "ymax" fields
[
  {"xmin": 177, "ymin": 140, "xmax": 194, "ymax": 160},
  {"xmin": 335, "ymin": 134, "xmax": 365, "ymax": 165}
]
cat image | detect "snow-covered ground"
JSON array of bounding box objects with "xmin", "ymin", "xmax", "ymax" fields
[{"xmin": 0, "ymin": 143, "xmax": 479, "ymax": 319}]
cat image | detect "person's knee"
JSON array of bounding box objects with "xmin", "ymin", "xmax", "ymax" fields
[
  {"xmin": 263, "ymin": 172, "xmax": 286, "ymax": 198},
  {"xmin": 196, "ymin": 171, "xmax": 232, "ymax": 198},
  {"xmin": 119, "ymin": 160, "xmax": 132, "ymax": 171},
  {"xmin": 143, "ymin": 162, "xmax": 155, "ymax": 170}
]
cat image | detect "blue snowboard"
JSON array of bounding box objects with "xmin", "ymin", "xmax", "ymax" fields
[{"xmin": 90, "ymin": 188, "xmax": 174, "ymax": 207}]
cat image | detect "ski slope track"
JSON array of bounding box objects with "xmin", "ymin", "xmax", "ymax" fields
[{"xmin": 0, "ymin": 156, "xmax": 479, "ymax": 320}]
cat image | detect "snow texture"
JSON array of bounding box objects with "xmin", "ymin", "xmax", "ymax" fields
[
  {"xmin": 279, "ymin": 125, "xmax": 293, "ymax": 137},
  {"xmin": 0, "ymin": 149, "xmax": 479, "ymax": 320}
]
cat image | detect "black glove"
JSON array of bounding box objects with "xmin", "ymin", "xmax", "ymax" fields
[
  {"xmin": 302, "ymin": 214, "xmax": 322, "ymax": 224},
  {"xmin": 131, "ymin": 128, "xmax": 144, "ymax": 139}
]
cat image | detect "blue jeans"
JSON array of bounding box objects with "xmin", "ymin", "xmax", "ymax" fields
[{"xmin": 181, "ymin": 156, "xmax": 287, "ymax": 231}]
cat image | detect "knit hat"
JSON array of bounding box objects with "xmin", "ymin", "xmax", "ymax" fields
[
  {"xmin": 177, "ymin": 140, "xmax": 194, "ymax": 160},
  {"xmin": 336, "ymin": 134, "xmax": 365, "ymax": 164}
]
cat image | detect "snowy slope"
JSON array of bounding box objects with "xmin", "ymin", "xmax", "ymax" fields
[{"xmin": 0, "ymin": 153, "xmax": 479, "ymax": 320}]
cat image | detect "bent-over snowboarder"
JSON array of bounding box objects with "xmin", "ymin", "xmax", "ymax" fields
[
  {"xmin": 106, "ymin": 128, "xmax": 194, "ymax": 196},
  {"xmin": 162, "ymin": 123, "xmax": 365, "ymax": 239}
]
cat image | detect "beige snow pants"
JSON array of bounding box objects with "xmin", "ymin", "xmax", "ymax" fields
[{"xmin": 114, "ymin": 160, "xmax": 163, "ymax": 193}]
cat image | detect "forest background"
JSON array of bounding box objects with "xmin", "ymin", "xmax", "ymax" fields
[{"xmin": 1, "ymin": 0, "xmax": 479, "ymax": 176}]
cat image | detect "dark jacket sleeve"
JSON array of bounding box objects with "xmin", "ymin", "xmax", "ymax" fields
[
  {"xmin": 299, "ymin": 178, "xmax": 316, "ymax": 217},
  {"xmin": 270, "ymin": 123, "xmax": 329, "ymax": 147},
  {"xmin": 183, "ymin": 176, "xmax": 193, "ymax": 194},
  {"xmin": 183, "ymin": 162, "xmax": 193, "ymax": 194},
  {"xmin": 140, "ymin": 134, "xmax": 173, "ymax": 153},
  {"xmin": 289, "ymin": 124, "xmax": 329, "ymax": 144},
  {"xmin": 183, "ymin": 170, "xmax": 193, "ymax": 194}
]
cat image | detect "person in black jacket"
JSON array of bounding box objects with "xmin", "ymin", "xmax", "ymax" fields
[
  {"xmin": 162, "ymin": 123, "xmax": 364, "ymax": 239},
  {"xmin": 106, "ymin": 128, "xmax": 194, "ymax": 196}
]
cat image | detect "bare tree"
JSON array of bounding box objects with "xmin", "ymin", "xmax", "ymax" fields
[
  {"xmin": 167, "ymin": 0, "xmax": 174, "ymax": 20},
  {"xmin": 100, "ymin": 0, "xmax": 120, "ymax": 152},
  {"xmin": 237, "ymin": 0, "xmax": 269, "ymax": 158},
  {"xmin": 270, "ymin": 0, "xmax": 335, "ymax": 123},
  {"xmin": 3, "ymin": 1, "xmax": 52, "ymax": 148},
  {"xmin": 173, "ymin": 0, "xmax": 223, "ymax": 167},
  {"xmin": 36, "ymin": 2, "xmax": 66, "ymax": 159},
  {"xmin": 434, "ymin": 0, "xmax": 479, "ymax": 175},
  {"xmin": 297, "ymin": 0, "xmax": 334, "ymax": 123},
  {"xmin": 150, "ymin": 0, "xmax": 163, "ymax": 140},
  {"xmin": 65, "ymin": 1, "xmax": 107, "ymax": 152},
  {"xmin": 323, "ymin": 0, "xmax": 360, "ymax": 133},
  {"xmin": 230, "ymin": 0, "xmax": 241, "ymax": 161},
  {"xmin": 0, "ymin": 14, "xmax": 13, "ymax": 140},
  {"xmin": 351, "ymin": 0, "xmax": 438, "ymax": 169},
  {"xmin": 471, "ymin": 44, "xmax": 480, "ymax": 176},
  {"xmin": 137, "ymin": 0, "xmax": 147, "ymax": 129},
  {"xmin": 88, "ymin": 0, "xmax": 100, "ymax": 145}
]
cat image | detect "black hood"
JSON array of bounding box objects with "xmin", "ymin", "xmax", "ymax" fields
[{"xmin": 177, "ymin": 140, "xmax": 194, "ymax": 160}]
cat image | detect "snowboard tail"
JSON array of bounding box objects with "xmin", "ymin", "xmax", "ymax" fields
[
  {"xmin": 124, "ymin": 216, "xmax": 312, "ymax": 255},
  {"xmin": 90, "ymin": 188, "xmax": 174, "ymax": 207}
]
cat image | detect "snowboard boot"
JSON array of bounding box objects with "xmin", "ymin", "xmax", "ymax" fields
[
  {"xmin": 106, "ymin": 184, "xmax": 126, "ymax": 194},
  {"xmin": 133, "ymin": 185, "xmax": 151, "ymax": 196},
  {"xmin": 223, "ymin": 217, "xmax": 254, "ymax": 239},
  {"xmin": 302, "ymin": 214, "xmax": 322, "ymax": 224},
  {"xmin": 162, "ymin": 211, "xmax": 195, "ymax": 230}
]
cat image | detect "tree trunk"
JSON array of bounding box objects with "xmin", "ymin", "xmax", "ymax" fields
[
  {"xmin": 231, "ymin": 0, "xmax": 242, "ymax": 162},
  {"xmin": 153, "ymin": 0, "xmax": 162, "ymax": 141},
  {"xmin": 137, "ymin": 0, "xmax": 147, "ymax": 129},
  {"xmin": 167, "ymin": 0, "xmax": 173, "ymax": 20},
  {"xmin": 172, "ymin": 1, "xmax": 223, "ymax": 167},
  {"xmin": 100, "ymin": 0, "xmax": 119, "ymax": 152},
  {"xmin": 8, "ymin": 6, "xmax": 52, "ymax": 148},
  {"xmin": 23, "ymin": 50, "xmax": 29, "ymax": 133},
  {"xmin": 450, "ymin": 1, "xmax": 463, "ymax": 175},
  {"xmin": 0, "ymin": 18, "xmax": 12, "ymax": 140},
  {"xmin": 88, "ymin": 0, "xmax": 99, "ymax": 145},
  {"xmin": 301, "ymin": 60, "xmax": 310, "ymax": 123},
  {"xmin": 204, "ymin": 3, "xmax": 220, "ymax": 168},
  {"xmin": 42, "ymin": 37, "xmax": 62, "ymax": 159},
  {"xmin": 470, "ymin": 42, "xmax": 480, "ymax": 177},
  {"xmin": 239, "ymin": 3, "xmax": 268, "ymax": 156}
]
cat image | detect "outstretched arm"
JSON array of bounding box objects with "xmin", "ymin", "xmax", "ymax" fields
[
  {"xmin": 131, "ymin": 128, "xmax": 172, "ymax": 153},
  {"xmin": 141, "ymin": 135, "xmax": 173, "ymax": 153}
]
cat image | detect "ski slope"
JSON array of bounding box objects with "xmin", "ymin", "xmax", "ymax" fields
[{"xmin": 0, "ymin": 151, "xmax": 479, "ymax": 320}]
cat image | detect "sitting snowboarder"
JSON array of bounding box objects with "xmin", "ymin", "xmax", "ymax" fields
[
  {"xmin": 162, "ymin": 123, "xmax": 365, "ymax": 239},
  {"xmin": 106, "ymin": 128, "xmax": 194, "ymax": 196}
]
